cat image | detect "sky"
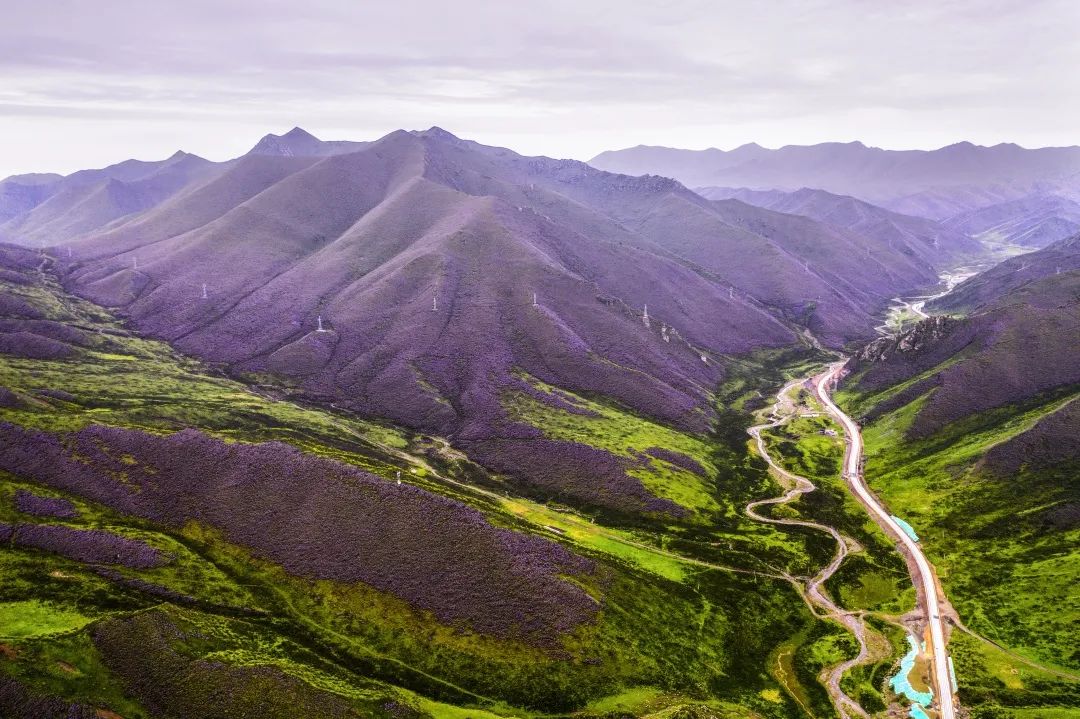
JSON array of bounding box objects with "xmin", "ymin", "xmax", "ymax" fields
[{"xmin": 2, "ymin": 0, "xmax": 1078, "ymax": 177}]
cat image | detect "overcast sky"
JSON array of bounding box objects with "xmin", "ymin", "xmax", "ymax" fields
[{"xmin": 2, "ymin": 0, "xmax": 1078, "ymax": 177}]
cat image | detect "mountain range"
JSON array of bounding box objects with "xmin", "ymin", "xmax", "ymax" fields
[
  {"xmin": 589, "ymin": 140, "xmax": 1080, "ymax": 210},
  {"xmin": 0, "ymin": 129, "xmax": 989, "ymax": 497},
  {"xmin": 2, "ymin": 124, "xmax": 1080, "ymax": 719}
]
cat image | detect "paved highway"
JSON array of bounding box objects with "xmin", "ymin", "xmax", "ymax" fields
[{"xmin": 815, "ymin": 361, "xmax": 956, "ymax": 719}]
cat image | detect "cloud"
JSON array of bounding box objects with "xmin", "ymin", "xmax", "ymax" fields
[{"xmin": 0, "ymin": 0, "xmax": 1077, "ymax": 176}]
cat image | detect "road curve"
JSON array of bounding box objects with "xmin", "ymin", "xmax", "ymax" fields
[
  {"xmin": 746, "ymin": 378, "xmax": 872, "ymax": 719},
  {"xmin": 815, "ymin": 361, "xmax": 957, "ymax": 719}
]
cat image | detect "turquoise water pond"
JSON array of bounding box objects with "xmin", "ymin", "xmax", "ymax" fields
[{"xmin": 890, "ymin": 634, "xmax": 933, "ymax": 717}]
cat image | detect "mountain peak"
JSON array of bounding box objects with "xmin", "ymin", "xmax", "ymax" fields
[
  {"xmin": 165, "ymin": 150, "xmax": 208, "ymax": 165},
  {"xmin": 282, "ymin": 126, "xmax": 317, "ymax": 140},
  {"xmin": 413, "ymin": 126, "xmax": 463, "ymax": 142},
  {"xmin": 731, "ymin": 142, "xmax": 766, "ymax": 154},
  {"xmin": 247, "ymin": 127, "xmax": 324, "ymax": 157}
]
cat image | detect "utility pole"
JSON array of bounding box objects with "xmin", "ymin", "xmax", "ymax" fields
[
  {"xmin": 642, "ymin": 304, "xmax": 651, "ymax": 328},
  {"xmin": 533, "ymin": 292, "xmax": 537, "ymax": 307},
  {"xmin": 432, "ymin": 295, "xmax": 437, "ymax": 312},
  {"xmin": 317, "ymin": 315, "xmax": 326, "ymax": 332}
]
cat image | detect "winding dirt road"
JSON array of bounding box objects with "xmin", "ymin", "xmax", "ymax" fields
[{"xmin": 747, "ymin": 379, "xmax": 875, "ymax": 719}]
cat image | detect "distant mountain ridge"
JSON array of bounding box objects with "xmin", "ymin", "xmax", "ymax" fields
[
  {"xmin": 0, "ymin": 151, "xmax": 220, "ymax": 246},
  {"xmin": 942, "ymin": 193, "xmax": 1080, "ymax": 249},
  {"xmin": 590, "ymin": 140, "xmax": 1080, "ymax": 210},
  {"xmin": 698, "ymin": 186, "xmax": 984, "ymax": 263}
]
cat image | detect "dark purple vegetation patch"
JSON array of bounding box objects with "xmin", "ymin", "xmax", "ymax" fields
[
  {"xmin": 463, "ymin": 437, "xmax": 685, "ymax": 517},
  {"xmin": 10, "ymin": 523, "xmax": 167, "ymax": 569},
  {"xmin": 0, "ymin": 268, "xmax": 33, "ymax": 286},
  {"xmin": 0, "ymin": 244, "xmax": 42, "ymax": 271},
  {"xmin": 0, "ymin": 319, "xmax": 93, "ymax": 347},
  {"xmin": 0, "ymin": 422, "xmax": 598, "ymax": 643},
  {"xmin": 0, "ymin": 386, "xmax": 28, "ymax": 409},
  {"xmin": 982, "ymin": 398, "xmax": 1080, "ymax": 476},
  {"xmin": 0, "ymin": 331, "xmax": 77, "ymax": 359},
  {"xmin": 13, "ymin": 489, "xmax": 78, "ymax": 518},
  {"xmin": 645, "ymin": 447, "xmax": 708, "ymax": 477},
  {"xmin": 0, "ymin": 294, "xmax": 45, "ymax": 319},
  {"xmin": 92, "ymin": 611, "xmax": 362, "ymax": 719},
  {"xmin": 0, "ymin": 677, "xmax": 100, "ymax": 719}
]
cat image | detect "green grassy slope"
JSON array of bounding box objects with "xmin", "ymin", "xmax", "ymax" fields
[
  {"xmin": 0, "ymin": 250, "xmax": 881, "ymax": 717},
  {"xmin": 838, "ymin": 352, "xmax": 1080, "ymax": 717}
]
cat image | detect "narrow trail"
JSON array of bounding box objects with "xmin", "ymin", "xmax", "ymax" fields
[
  {"xmin": 746, "ymin": 378, "xmax": 876, "ymax": 719},
  {"xmin": 951, "ymin": 620, "xmax": 1080, "ymax": 683}
]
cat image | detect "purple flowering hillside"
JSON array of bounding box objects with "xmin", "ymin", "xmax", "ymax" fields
[
  {"xmin": 3, "ymin": 127, "xmax": 972, "ymax": 513},
  {"xmin": 0, "ymin": 422, "xmax": 598, "ymax": 644},
  {"xmin": 847, "ymin": 257, "xmax": 1080, "ymax": 438}
]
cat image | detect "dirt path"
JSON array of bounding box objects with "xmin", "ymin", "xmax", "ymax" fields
[{"xmin": 747, "ymin": 378, "xmax": 878, "ymax": 719}]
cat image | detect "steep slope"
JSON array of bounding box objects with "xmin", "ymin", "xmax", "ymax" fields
[
  {"xmin": 837, "ymin": 263, "xmax": 1080, "ymax": 711},
  {"xmin": 58, "ymin": 128, "xmax": 952, "ymax": 432},
  {"xmin": 590, "ymin": 141, "xmax": 1080, "ymax": 206},
  {"xmin": 0, "ymin": 152, "xmax": 219, "ymax": 246},
  {"xmin": 0, "ymin": 244, "xmax": 826, "ymax": 717},
  {"xmin": 931, "ymin": 234, "xmax": 1080, "ymax": 314},
  {"xmin": 848, "ymin": 273, "xmax": 1080, "ymax": 437},
  {"xmin": 48, "ymin": 128, "xmax": 963, "ymax": 514},
  {"xmin": 57, "ymin": 131, "xmax": 798, "ymax": 514},
  {"xmin": 942, "ymin": 193, "xmax": 1080, "ymax": 249},
  {"xmin": 699, "ymin": 186, "xmax": 984, "ymax": 264},
  {"xmin": 414, "ymin": 131, "xmax": 944, "ymax": 342}
]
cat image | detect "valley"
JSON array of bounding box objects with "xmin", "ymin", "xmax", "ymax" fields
[{"xmin": 1, "ymin": 128, "xmax": 1078, "ymax": 719}]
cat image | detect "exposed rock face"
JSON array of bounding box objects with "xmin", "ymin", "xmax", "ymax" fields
[
  {"xmin": 852, "ymin": 316, "xmax": 956, "ymax": 365},
  {"xmin": 847, "ymin": 265, "xmax": 1080, "ymax": 439}
]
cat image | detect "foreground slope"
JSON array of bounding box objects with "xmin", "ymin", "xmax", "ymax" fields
[
  {"xmin": 838, "ymin": 258, "xmax": 1080, "ymax": 715},
  {"xmin": 0, "ymin": 244, "xmax": 855, "ymax": 718}
]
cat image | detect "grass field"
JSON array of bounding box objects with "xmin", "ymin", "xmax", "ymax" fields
[
  {"xmin": 840, "ymin": 363, "xmax": 1080, "ymax": 718},
  {"xmin": 0, "ymin": 257, "xmax": 874, "ymax": 717}
]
